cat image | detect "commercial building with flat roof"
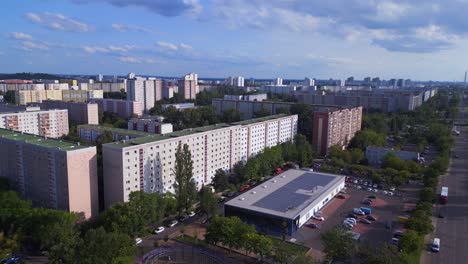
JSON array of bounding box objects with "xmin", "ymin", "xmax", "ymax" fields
[
  {"xmin": 102, "ymin": 114, "xmax": 298, "ymax": 208},
  {"xmin": 0, "ymin": 129, "xmax": 98, "ymax": 218},
  {"xmin": 41, "ymin": 100, "xmax": 99, "ymax": 125},
  {"xmin": 366, "ymin": 146, "xmax": 419, "ymax": 165},
  {"xmin": 0, "ymin": 107, "xmax": 69, "ymax": 138},
  {"xmin": 225, "ymin": 169, "xmax": 345, "ymax": 236}
]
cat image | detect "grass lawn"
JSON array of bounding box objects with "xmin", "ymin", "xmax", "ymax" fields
[{"xmin": 269, "ymin": 236, "xmax": 310, "ymax": 255}]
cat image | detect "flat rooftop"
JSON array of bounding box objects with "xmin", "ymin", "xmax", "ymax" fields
[
  {"xmin": 78, "ymin": 124, "xmax": 149, "ymax": 138},
  {"xmin": 225, "ymin": 169, "xmax": 345, "ymax": 219},
  {"xmin": 105, "ymin": 114, "xmax": 291, "ymax": 148},
  {"xmin": 0, "ymin": 129, "xmax": 90, "ymax": 151}
]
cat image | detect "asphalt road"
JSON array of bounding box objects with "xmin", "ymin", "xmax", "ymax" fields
[{"xmin": 421, "ymin": 101, "xmax": 468, "ymax": 264}]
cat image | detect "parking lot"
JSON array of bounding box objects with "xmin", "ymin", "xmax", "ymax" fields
[{"xmin": 292, "ymin": 180, "xmax": 407, "ymax": 259}]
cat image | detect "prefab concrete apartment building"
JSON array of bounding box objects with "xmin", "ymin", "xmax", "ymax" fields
[
  {"xmin": 224, "ymin": 169, "xmax": 345, "ymax": 236},
  {"xmin": 41, "ymin": 100, "xmax": 99, "ymax": 125},
  {"xmin": 102, "ymin": 114, "xmax": 298, "ymax": 208},
  {"xmin": 0, "ymin": 129, "xmax": 99, "ymax": 219},
  {"xmin": 0, "ymin": 107, "xmax": 69, "ymax": 138}
]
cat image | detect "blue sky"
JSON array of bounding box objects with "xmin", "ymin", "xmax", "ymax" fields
[{"xmin": 1, "ymin": 0, "xmax": 468, "ymax": 81}]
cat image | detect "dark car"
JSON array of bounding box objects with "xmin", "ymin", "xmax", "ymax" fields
[
  {"xmin": 360, "ymin": 219, "xmax": 372, "ymax": 224},
  {"xmin": 366, "ymin": 215, "xmax": 377, "ymax": 221},
  {"xmin": 226, "ymin": 191, "xmax": 236, "ymax": 197},
  {"xmin": 368, "ymin": 195, "xmax": 377, "ymax": 199},
  {"xmin": 306, "ymin": 223, "xmax": 319, "ymax": 229},
  {"xmin": 362, "ymin": 200, "xmax": 372, "ymax": 205},
  {"xmin": 178, "ymin": 215, "xmax": 188, "ymax": 222},
  {"xmin": 347, "ymin": 213, "xmax": 358, "ymax": 219},
  {"xmin": 337, "ymin": 194, "xmax": 346, "ymax": 199}
]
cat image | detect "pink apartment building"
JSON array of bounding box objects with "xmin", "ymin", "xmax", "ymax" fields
[{"xmin": 0, "ymin": 129, "xmax": 99, "ymax": 219}]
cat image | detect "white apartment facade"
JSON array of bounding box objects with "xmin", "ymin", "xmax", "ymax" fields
[
  {"xmin": 0, "ymin": 108, "xmax": 69, "ymax": 138},
  {"xmin": 102, "ymin": 114, "xmax": 298, "ymax": 208},
  {"xmin": 127, "ymin": 78, "xmax": 162, "ymax": 112}
]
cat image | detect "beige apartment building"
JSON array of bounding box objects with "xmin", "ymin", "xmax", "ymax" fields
[
  {"xmin": 102, "ymin": 114, "xmax": 298, "ymax": 208},
  {"xmin": 0, "ymin": 107, "xmax": 69, "ymax": 138},
  {"xmin": 41, "ymin": 100, "xmax": 99, "ymax": 125},
  {"xmin": 0, "ymin": 129, "xmax": 99, "ymax": 218},
  {"xmin": 15, "ymin": 90, "xmax": 103, "ymax": 105},
  {"xmin": 89, "ymin": 98, "xmax": 143, "ymax": 118}
]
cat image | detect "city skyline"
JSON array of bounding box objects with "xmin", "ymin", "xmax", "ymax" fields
[{"xmin": 1, "ymin": 0, "xmax": 468, "ymax": 81}]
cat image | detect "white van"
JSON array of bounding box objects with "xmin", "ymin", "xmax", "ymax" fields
[{"xmin": 431, "ymin": 238, "xmax": 440, "ymax": 252}]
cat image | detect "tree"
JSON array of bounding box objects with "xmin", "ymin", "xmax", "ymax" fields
[
  {"xmin": 222, "ymin": 108, "xmax": 242, "ymax": 123},
  {"xmin": 329, "ymin": 145, "xmax": 351, "ymax": 164},
  {"xmin": 290, "ymin": 104, "xmax": 314, "ymax": 140},
  {"xmin": 405, "ymin": 210, "xmax": 433, "ymax": 235},
  {"xmin": 254, "ymin": 106, "xmax": 271, "ymax": 118},
  {"xmin": 281, "ymin": 142, "xmax": 298, "ymax": 162},
  {"xmin": 248, "ymin": 233, "xmax": 272, "ymax": 261},
  {"xmin": 4, "ymin": 91, "xmax": 15, "ymax": 104},
  {"xmin": 419, "ymin": 188, "xmax": 435, "ymax": 203},
  {"xmin": 213, "ymin": 169, "xmax": 229, "ymax": 192},
  {"xmin": 398, "ymin": 230, "xmax": 421, "ymax": 253},
  {"xmin": 349, "ymin": 148, "xmax": 365, "ymax": 164},
  {"xmin": 78, "ymin": 227, "xmax": 135, "ymax": 264},
  {"xmin": 173, "ymin": 143, "xmax": 197, "ymax": 215},
  {"xmin": 295, "ymin": 134, "xmax": 314, "ymax": 167},
  {"xmin": 292, "ymin": 254, "xmax": 318, "ymax": 264},
  {"xmin": 199, "ymin": 186, "xmax": 218, "ymax": 218},
  {"xmin": 358, "ymin": 243, "xmax": 402, "ymax": 264},
  {"xmin": 381, "ymin": 153, "xmax": 407, "ymax": 171},
  {"xmin": 348, "ymin": 130, "xmax": 386, "ymax": 150},
  {"xmin": 243, "ymin": 158, "xmax": 260, "ymax": 180},
  {"xmin": 321, "ymin": 226, "xmax": 354, "ymax": 263},
  {"xmin": 128, "ymin": 191, "xmax": 166, "ymax": 226}
]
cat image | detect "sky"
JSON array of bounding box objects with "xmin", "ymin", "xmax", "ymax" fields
[{"xmin": 1, "ymin": 0, "xmax": 468, "ymax": 81}]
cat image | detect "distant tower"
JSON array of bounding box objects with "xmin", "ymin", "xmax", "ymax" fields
[{"xmin": 464, "ymin": 70, "xmax": 467, "ymax": 88}]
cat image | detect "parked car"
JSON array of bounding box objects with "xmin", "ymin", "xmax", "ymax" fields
[
  {"xmin": 343, "ymin": 222, "xmax": 354, "ymax": 229},
  {"xmin": 178, "ymin": 215, "xmax": 188, "ymax": 222},
  {"xmin": 312, "ymin": 215, "xmax": 325, "ymax": 221},
  {"xmin": 373, "ymin": 189, "xmax": 378, "ymax": 193},
  {"xmin": 353, "ymin": 208, "xmax": 365, "ymax": 215},
  {"xmin": 360, "ymin": 207, "xmax": 372, "ymax": 215},
  {"xmin": 188, "ymin": 211, "xmax": 196, "ymax": 217},
  {"xmin": 167, "ymin": 220, "xmax": 178, "ymax": 227},
  {"xmin": 343, "ymin": 220, "xmax": 356, "ymax": 226},
  {"xmin": 135, "ymin": 238, "xmax": 143, "ymax": 245},
  {"xmin": 337, "ymin": 194, "xmax": 346, "ymax": 199},
  {"xmin": 364, "ymin": 182, "xmax": 368, "ymax": 186},
  {"xmin": 391, "ymin": 237, "xmax": 400, "ymax": 245},
  {"xmin": 154, "ymin": 226, "xmax": 165, "ymax": 234},
  {"xmin": 345, "ymin": 218, "xmax": 357, "ymax": 225},
  {"xmin": 431, "ymin": 238, "xmax": 440, "ymax": 252},
  {"xmin": 362, "ymin": 200, "xmax": 372, "ymax": 206},
  {"xmin": 393, "ymin": 230, "xmax": 404, "ymax": 238},
  {"xmin": 218, "ymin": 196, "xmax": 226, "ymax": 202},
  {"xmin": 239, "ymin": 185, "xmax": 251, "ymax": 192},
  {"xmin": 367, "ymin": 187, "xmax": 373, "ymax": 191},
  {"xmin": 372, "ymin": 184, "xmax": 378, "ymax": 188},
  {"xmin": 366, "ymin": 215, "xmax": 377, "ymax": 221},
  {"xmin": 357, "ymin": 186, "xmax": 362, "ymax": 190},
  {"xmin": 390, "ymin": 187, "xmax": 396, "ymax": 192},
  {"xmin": 347, "ymin": 213, "xmax": 358, "ymax": 219},
  {"xmin": 368, "ymin": 195, "xmax": 377, "ymax": 199},
  {"xmin": 360, "ymin": 219, "xmax": 372, "ymax": 224},
  {"xmin": 306, "ymin": 223, "xmax": 319, "ymax": 229},
  {"xmin": 226, "ymin": 191, "xmax": 236, "ymax": 197}
]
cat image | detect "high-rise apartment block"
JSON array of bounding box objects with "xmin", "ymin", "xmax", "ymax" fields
[
  {"xmin": 0, "ymin": 129, "xmax": 98, "ymax": 218},
  {"xmin": 102, "ymin": 114, "xmax": 298, "ymax": 208},
  {"xmin": 89, "ymin": 98, "xmax": 143, "ymax": 118},
  {"xmin": 78, "ymin": 125, "xmax": 148, "ymax": 142},
  {"xmin": 127, "ymin": 77, "xmax": 162, "ymax": 112},
  {"xmin": 0, "ymin": 107, "xmax": 69, "ymax": 138},
  {"xmin": 304, "ymin": 77, "xmax": 315, "ymax": 87},
  {"xmin": 312, "ymin": 107, "xmax": 362, "ymax": 155},
  {"xmin": 41, "ymin": 100, "xmax": 99, "ymax": 125},
  {"xmin": 233, "ymin": 76, "xmax": 245, "ymax": 87},
  {"xmin": 275, "ymin": 77, "xmax": 283, "ymax": 86},
  {"xmin": 178, "ymin": 73, "xmax": 198, "ymax": 100}
]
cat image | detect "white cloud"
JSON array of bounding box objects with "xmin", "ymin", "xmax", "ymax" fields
[
  {"xmin": 25, "ymin": 12, "xmax": 91, "ymax": 32},
  {"xmin": 111, "ymin": 23, "xmax": 152, "ymax": 33},
  {"xmin": 372, "ymin": 1, "xmax": 411, "ymax": 22},
  {"xmin": 11, "ymin": 32, "xmax": 33, "ymax": 40},
  {"xmin": 156, "ymin": 41, "xmax": 179, "ymax": 51},
  {"xmin": 179, "ymin": 43, "xmax": 193, "ymax": 51},
  {"xmin": 83, "ymin": 45, "xmax": 136, "ymax": 54},
  {"xmin": 21, "ymin": 41, "xmax": 49, "ymax": 51},
  {"xmin": 119, "ymin": 56, "xmax": 156, "ymax": 64},
  {"xmin": 306, "ymin": 54, "xmax": 357, "ymax": 65}
]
